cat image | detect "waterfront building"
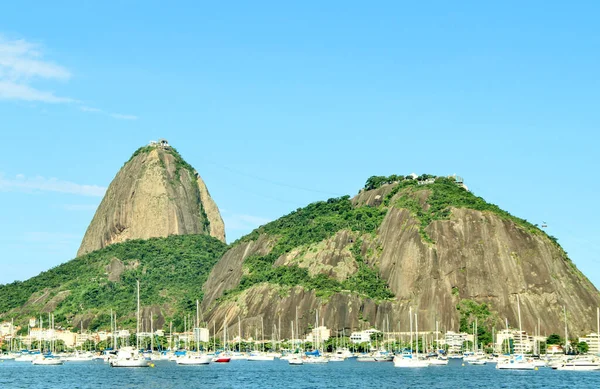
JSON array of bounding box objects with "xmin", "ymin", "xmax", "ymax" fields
[
  {"xmin": 444, "ymin": 331, "xmax": 467, "ymax": 353},
  {"xmin": 579, "ymin": 333, "xmax": 600, "ymax": 355},
  {"xmin": 349, "ymin": 329, "xmax": 380, "ymax": 344},
  {"xmin": 495, "ymin": 329, "xmax": 545, "ymax": 354},
  {"xmin": 306, "ymin": 326, "xmax": 331, "ymax": 343},
  {"xmin": 0, "ymin": 321, "xmax": 17, "ymax": 337},
  {"xmin": 193, "ymin": 327, "xmax": 210, "ymax": 342}
]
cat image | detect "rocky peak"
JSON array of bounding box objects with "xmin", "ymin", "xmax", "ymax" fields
[{"xmin": 77, "ymin": 140, "xmax": 225, "ymax": 256}]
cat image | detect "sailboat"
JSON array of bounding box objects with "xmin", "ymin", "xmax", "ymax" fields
[
  {"xmin": 303, "ymin": 311, "xmax": 328, "ymax": 363},
  {"xmin": 553, "ymin": 307, "xmax": 600, "ymax": 371},
  {"xmin": 32, "ymin": 314, "xmax": 63, "ymax": 366},
  {"xmin": 213, "ymin": 320, "xmax": 231, "ymax": 362},
  {"xmin": 428, "ymin": 321, "xmax": 449, "ymax": 366},
  {"xmin": 177, "ymin": 300, "xmax": 211, "ymax": 365},
  {"xmin": 393, "ymin": 308, "xmax": 429, "ymax": 368},
  {"xmin": 496, "ymin": 295, "xmax": 535, "ymax": 370},
  {"xmin": 288, "ymin": 321, "xmax": 304, "ymax": 365},
  {"xmin": 110, "ymin": 280, "xmax": 150, "ymax": 368},
  {"xmin": 248, "ymin": 317, "xmax": 275, "ymax": 361}
]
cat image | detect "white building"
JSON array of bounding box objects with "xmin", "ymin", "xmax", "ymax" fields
[
  {"xmin": 350, "ymin": 329, "xmax": 380, "ymax": 344},
  {"xmin": 97, "ymin": 331, "xmax": 110, "ymax": 342},
  {"xmin": 75, "ymin": 332, "xmax": 94, "ymax": 347},
  {"xmin": 579, "ymin": 333, "xmax": 600, "ymax": 355},
  {"xmin": 0, "ymin": 322, "xmax": 16, "ymax": 337},
  {"xmin": 306, "ymin": 326, "xmax": 331, "ymax": 343},
  {"xmin": 25, "ymin": 328, "xmax": 77, "ymax": 348},
  {"xmin": 193, "ymin": 328, "xmax": 210, "ymax": 343},
  {"xmin": 444, "ymin": 331, "xmax": 467, "ymax": 353},
  {"xmin": 495, "ymin": 329, "xmax": 542, "ymax": 354}
]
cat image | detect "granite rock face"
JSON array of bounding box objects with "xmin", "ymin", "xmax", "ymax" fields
[
  {"xmin": 202, "ymin": 186, "xmax": 600, "ymax": 338},
  {"xmin": 77, "ymin": 144, "xmax": 225, "ymax": 256}
]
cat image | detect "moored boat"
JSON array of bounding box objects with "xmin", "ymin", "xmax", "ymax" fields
[
  {"xmin": 393, "ymin": 353, "xmax": 430, "ymax": 368},
  {"xmin": 247, "ymin": 352, "xmax": 275, "ymax": 361},
  {"xmin": 288, "ymin": 356, "xmax": 304, "ymax": 365},
  {"xmin": 552, "ymin": 359, "xmax": 600, "ymax": 371},
  {"xmin": 110, "ymin": 347, "xmax": 150, "ymax": 368},
  {"xmin": 428, "ymin": 357, "xmax": 449, "ymax": 366},
  {"xmin": 213, "ymin": 355, "xmax": 231, "ymax": 363},
  {"xmin": 176, "ymin": 353, "xmax": 212, "ymax": 365},
  {"xmin": 32, "ymin": 355, "xmax": 64, "ymax": 365}
]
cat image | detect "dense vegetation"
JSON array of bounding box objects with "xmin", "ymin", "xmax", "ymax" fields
[
  {"xmin": 363, "ymin": 174, "xmax": 435, "ymax": 190},
  {"xmin": 457, "ymin": 299, "xmax": 496, "ymax": 347},
  {"xmin": 223, "ymin": 196, "xmax": 394, "ymax": 301},
  {"xmin": 383, "ymin": 177, "xmax": 545, "ymax": 244},
  {"xmin": 0, "ymin": 235, "xmax": 227, "ymax": 331}
]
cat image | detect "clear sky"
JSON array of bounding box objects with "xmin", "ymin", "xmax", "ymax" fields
[{"xmin": 0, "ymin": 1, "xmax": 599, "ymax": 288}]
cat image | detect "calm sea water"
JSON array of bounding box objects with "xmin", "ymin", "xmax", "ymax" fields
[{"xmin": 1, "ymin": 358, "xmax": 599, "ymax": 389}]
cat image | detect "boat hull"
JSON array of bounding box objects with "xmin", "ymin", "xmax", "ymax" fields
[
  {"xmin": 176, "ymin": 356, "xmax": 212, "ymax": 365},
  {"xmin": 553, "ymin": 363, "xmax": 600, "ymax": 371},
  {"xmin": 247, "ymin": 356, "xmax": 275, "ymax": 361},
  {"xmin": 496, "ymin": 362, "xmax": 535, "ymax": 370},
  {"xmin": 32, "ymin": 358, "xmax": 64, "ymax": 365}
]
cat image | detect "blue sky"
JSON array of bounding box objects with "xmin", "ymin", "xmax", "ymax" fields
[{"xmin": 0, "ymin": 1, "xmax": 599, "ymax": 288}]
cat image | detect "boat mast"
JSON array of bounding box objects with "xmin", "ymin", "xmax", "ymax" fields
[
  {"xmin": 563, "ymin": 306, "xmax": 568, "ymax": 354},
  {"xmin": 517, "ymin": 295, "xmax": 523, "ymax": 355},
  {"xmin": 597, "ymin": 307, "xmax": 599, "ymax": 357},
  {"xmin": 261, "ymin": 317, "xmax": 265, "ymax": 353},
  {"xmin": 415, "ymin": 313, "xmax": 419, "ymax": 358},
  {"xmin": 409, "ymin": 307, "xmax": 413, "ymax": 354},
  {"xmin": 196, "ymin": 300, "xmax": 200, "ymax": 353},
  {"xmin": 238, "ymin": 317, "xmax": 241, "ymax": 353},
  {"xmin": 435, "ymin": 320, "xmax": 439, "ymax": 354},
  {"xmin": 504, "ymin": 318, "xmax": 509, "ymax": 354},
  {"xmin": 536, "ymin": 317, "xmax": 540, "ymax": 355},
  {"xmin": 136, "ymin": 280, "xmax": 140, "ymax": 350}
]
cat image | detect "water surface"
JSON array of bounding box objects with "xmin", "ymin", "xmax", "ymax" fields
[{"xmin": 1, "ymin": 358, "xmax": 598, "ymax": 389}]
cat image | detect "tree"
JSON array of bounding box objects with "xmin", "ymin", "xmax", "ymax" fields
[
  {"xmin": 370, "ymin": 332, "xmax": 383, "ymax": 342},
  {"xmin": 577, "ymin": 341, "xmax": 589, "ymax": 355},
  {"xmin": 546, "ymin": 333, "xmax": 563, "ymax": 345}
]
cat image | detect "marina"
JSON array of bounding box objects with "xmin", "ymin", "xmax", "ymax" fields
[{"xmin": 2, "ymin": 356, "xmax": 600, "ymax": 389}]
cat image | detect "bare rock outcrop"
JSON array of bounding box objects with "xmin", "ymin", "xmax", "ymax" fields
[
  {"xmin": 77, "ymin": 143, "xmax": 225, "ymax": 256},
  {"xmin": 202, "ymin": 186, "xmax": 600, "ymax": 337}
]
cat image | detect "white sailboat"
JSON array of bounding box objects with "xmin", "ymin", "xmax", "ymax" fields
[
  {"xmin": 496, "ymin": 295, "xmax": 535, "ymax": 370},
  {"xmin": 247, "ymin": 317, "xmax": 275, "ymax": 361},
  {"xmin": 177, "ymin": 299, "xmax": 211, "ymax": 365},
  {"xmin": 110, "ymin": 281, "xmax": 150, "ymax": 368},
  {"xmin": 428, "ymin": 320, "xmax": 449, "ymax": 366},
  {"xmin": 552, "ymin": 307, "xmax": 600, "ymax": 371},
  {"xmin": 288, "ymin": 320, "xmax": 304, "ymax": 365},
  {"xmin": 394, "ymin": 309, "xmax": 429, "ymax": 368},
  {"xmin": 32, "ymin": 313, "xmax": 63, "ymax": 366},
  {"xmin": 32, "ymin": 356, "xmax": 64, "ymax": 365}
]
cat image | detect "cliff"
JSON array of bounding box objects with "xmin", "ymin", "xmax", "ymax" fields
[
  {"xmin": 201, "ymin": 177, "xmax": 600, "ymax": 340},
  {"xmin": 77, "ymin": 142, "xmax": 225, "ymax": 256}
]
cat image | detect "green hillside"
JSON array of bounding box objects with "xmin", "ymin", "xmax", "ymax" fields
[
  {"xmin": 0, "ymin": 234, "xmax": 227, "ymax": 331},
  {"xmin": 217, "ymin": 174, "xmax": 571, "ymax": 304},
  {"xmin": 222, "ymin": 196, "xmax": 394, "ymax": 301}
]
